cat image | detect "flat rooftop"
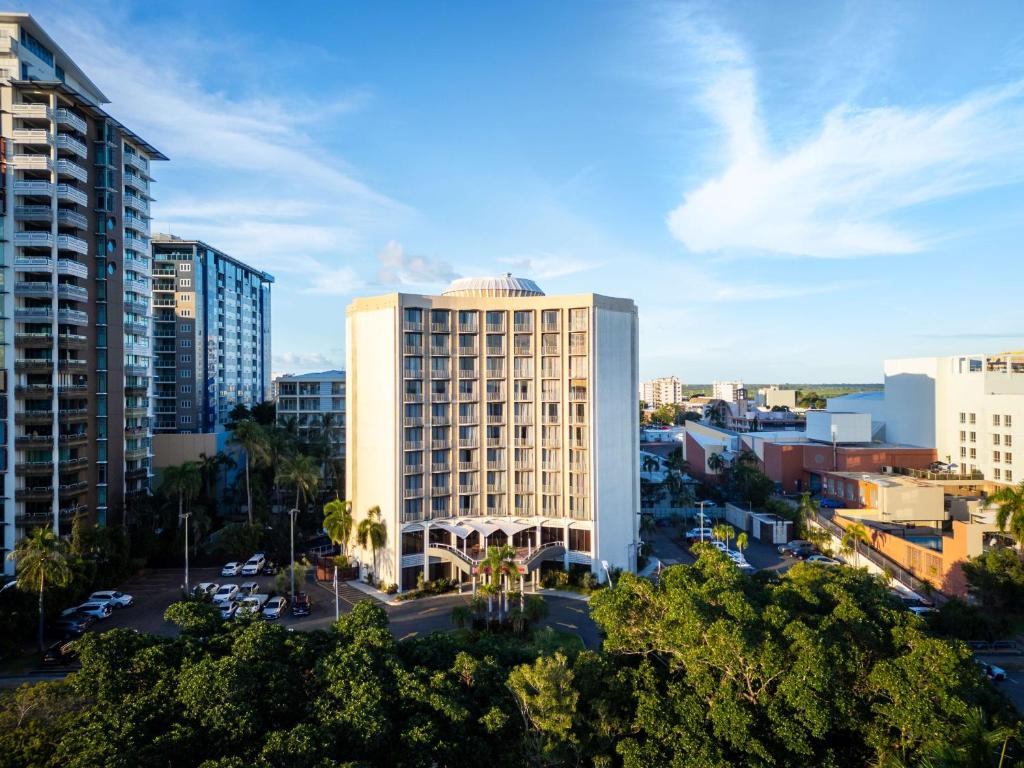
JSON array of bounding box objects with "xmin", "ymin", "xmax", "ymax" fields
[{"xmin": 828, "ymin": 471, "xmax": 935, "ymax": 488}]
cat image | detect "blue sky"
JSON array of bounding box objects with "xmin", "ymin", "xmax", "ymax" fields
[{"xmin": 25, "ymin": 0, "xmax": 1024, "ymax": 382}]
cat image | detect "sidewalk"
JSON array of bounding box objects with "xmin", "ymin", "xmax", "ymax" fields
[{"xmin": 345, "ymin": 580, "xmax": 401, "ymax": 606}]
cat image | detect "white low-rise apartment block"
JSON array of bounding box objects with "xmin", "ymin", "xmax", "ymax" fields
[
  {"xmin": 885, "ymin": 352, "xmax": 1022, "ymax": 485},
  {"xmin": 275, "ymin": 370, "xmax": 346, "ymax": 460},
  {"xmin": 712, "ymin": 380, "xmax": 747, "ymax": 403},
  {"xmin": 346, "ymin": 275, "xmax": 640, "ymax": 591},
  {"xmin": 640, "ymin": 375, "xmax": 684, "ymax": 407}
]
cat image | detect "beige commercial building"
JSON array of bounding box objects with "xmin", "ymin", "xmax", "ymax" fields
[
  {"xmin": 346, "ymin": 275, "xmax": 640, "ymax": 591},
  {"xmin": 640, "ymin": 375, "xmax": 684, "ymax": 407}
]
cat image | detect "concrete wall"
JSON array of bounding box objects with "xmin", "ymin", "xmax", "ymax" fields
[
  {"xmin": 884, "ymin": 357, "xmax": 940, "ymax": 448},
  {"xmin": 806, "ymin": 410, "xmax": 872, "ymax": 444}
]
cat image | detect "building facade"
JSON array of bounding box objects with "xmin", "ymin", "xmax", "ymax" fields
[
  {"xmin": 712, "ymin": 380, "xmax": 746, "ymax": 403},
  {"xmin": 276, "ymin": 369, "xmax": 346, "ymax": 460},
  {"xmin": 885, "ymin": 353, "xmax": 1022, "ymax": 486},
  {"xmin": 0, "ymin": 14, "xmax": 166, "ymax": 574},
  {"xmin": 346, "ymin": 275, "xmax": 640, "ymax": 591},
  {"xmin": 150, "ymin": 235, "xmax": 273, "ymax": 434},
  {"xmin": 640, "ymin": 375, "xmax": 684, "ymax": 407}
]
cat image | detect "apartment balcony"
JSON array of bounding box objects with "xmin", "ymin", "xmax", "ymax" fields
[
  {"xmin": 15, "ymin": 281, "xmax": 53, "ymax": 298},
  {"xmin": 430, "ymin": 322, "xmax": 450, "ymax": 334},
  {"xmin": 458, "ymin": 344, "xmax": 478, "ymax": 355},
  {"xmin": 15, "ymin": 384, "xmax": 53, "ymax": 397},
  {"xmin": 57, "ymin": 333, "xmax": 88, "ymax": 349},
  {"xmin": 56, "ymin": 159, "xmax": 88, "ymax": 183},
  {"xmin": 486, "ymin": 484, "xmax": 506, "ymax": 494},
  {"xmin": 124, "ymin": 233, "xmax": 149, "ymax": 252},
  {"xmin": 57, "ymin": 308, "xmax": 88, "ymax": 326},
  {"xmin": 59, "ymin": 409, "xmax": 89, "ymax": 423},
  {"xmin": 125, "ymin": 467, "xmax": 150, "ymax": 481},
  {"xmin": 404, "ymin": 462, "xmax": 424, "ymax": 474},
  {"xmin": 541, "ymin": 485, "xmax": 560, "ymax": 494},
  {"xmin": 126, "ymin": 405, "xmax": 149, "ymax": 417},
  {"xmin": 569, "ymin": 462, "xmax": 588, "ymax": 473},
  {"xmin": 403, "ymin": 320, "xmax": 424, "ymax": 332},
  {"xmin": 124, "ymin": 212, "xmax": 150, "ymax": 232},
  {"xmin": 14, "ymin": 180, "xmax": 53, "ymax": 197},
  {"xmin": 57, "ymin": 259, "xmax": 88, "ymax": 279},
  {"xmin": 124, "ymin": 192, "xmax": 150, "ymax": 216},
  {"xmin": 488, "ymin": 437, "xmax": 506, "ymax": 447},
  {"xmin": 458, "ymin": 391, "xmax": 478, "ymax": 402},
  {"xmin": 59, "ymin": 481, "xmax": 89, "ymax": 498},
  {"xmin": 125, "ymin": 319, "xmax": 149, "ymax": 335},
  {"xmin": 60, "ymin": 432, "xmax": 89, "ymax": 447},
  {"xmin": 11, "ymin": 128, "xmax": 51, "ymax": 145},
  {"xmin": 15, "ymin": 331, "xmax": 53, "ymax": 347},
  {"xmin": 15, "ymin": 461, "xmax": 54, "ymax": 476},
  {"xmin": 58, "ymin": 209, "xmax": 88, "ymax": 230},
  {"xmin": 124, "ymin": 445, "xmax": 150, "ymax": 460},
  {"xmin": 430, "ymin": 368, "xmax": 451, "ymax": 380},
  {"xmin": 14, "ymin": 230, "xmax": 54, "ymax": 248},
  {"xmin": 124, "ymin": 151, "xmax": 149, "ymax": 174},
  {"xmin": 485, "ymin": 323, "xmax": 505, "ymax": 333},
  {"xmin": 485, "ymin": 365, "xmax": 506, "ymax": 378},
  {"xmin": 55, "ymin": 133, "xmax": 88, "ymax": 159},
  {"xmin": 431, "ymin": 415, "xmax": 451, "ymax": 426},
  {"xmin": 487, "ymin": 460, "xmax": 505, "ymax": 470},
  {"xmin": 404, "ymin": 417, "xmax": 423, "ymax": 427},
  {"xmin": 404, "ymin": 393, "xmax": 424, "ymax": 403},
  {"xmin": 514, "ymin": 390, "xmax": 533, "ymax": 402},
  {"xmin": 432, "ymin": 485, "xmax": 451, "ymax": 496},
  {"xmin": 56, "ymin": 184, "xmax": 87, "ymax": 206},
  {"xmin": 514, "ymin": 484, "xmax": 534, "ymax": 494},
  {"xmin": 16, "ymin": 486, "xmax": 54, "ymax": 502},
  {"xmin": 12, "ymin": 154, "xmax": 52, "ymax": 171},
  {"xmin": 13, "ymin": 205, "xmax": 53, "ymax": 223},
  {"xmin": 125, "ymin": 425, "xmax": 149, "ymax": 438},
  {"xmin": 403, "ymin": 344, "xmax": 423, "ymax": 355},
  {"xmin": 15, "ymin": 434, "xmax": 53, "ymax": 447},
  {"xmin": 542, "ymin": 414, "xmax": 560, "ymax": 425},
  {"xmin": 404, "ymin": 441, "xmax": 424, "ymax": 451},
  {"xmin": 542, "ymin": 437, "xmax": 561, "ymax": 448},
  {"xmin": 59, "ymin": 457, "xmax": 89, "ymax": 470},
  {"xmin": 514, "ymin": 323, "xmax": 534, "ymax": 333},
  {"xmin": 55, "ymin": 108, "xmax": 87, "ymax": 134},
  {"xmin": 458, "ymin": 321, "xmax": 479, "ymax": 333},
  {"xmin": 15, "ymin": 410, "xmax": 53, "ymax": 425},
  {"xmin": 57, "ymin": 284, "xmax": 88, "ymax": 301},
  {"xmin": 487, "ymin": 413, "xmax": 506, "ymax": 425},
  {"xmin": 433, "ymin": 439, "xmax": 451, "ymax": 449},
  {"xmin": 57, "ymin": 359, "xmax": 88, "ymax": 372},
  {"xmin": 152, "ymin": 297, "xmax": 175, "ymax": 308},
  {"xmin": 125, "ymin": 252, "xmax": 151, "ymax": 276},
  {"xmin": 569, "ymin": 343, "xmax": 588, "ymax": 355},
  {"xmin": 513, "ymin": 345, "xmax": 532, "ymax": 356},
  {"xmin": 124, "ymin": 294, "xmax": 149, "ymax": 312},
  {"xmin": 514, "ymin": 414, "xmax": 534, "ymax": 425},
  {"xmin": 429, "ymin": 345, "xmax": 451, "ymax": 356},
  {"xmin": 15, "ymin": 358, "xmax": 53, "ymax": 373},
  {"xmin": 485, "ymin": 345, "xmax": 505, "ymax": 356},
  {"xmin": 431, "ymin": 462, "xmax": 451, "ymax": 473},
  {"xmin": 125, "ymin": 363, "xmax": 150, "ymax": 376},
  {"xmin": 405, "ymin": 488, "xmax": 424, "ymax": 499},
  {"xmin": 59, "ymin": 384, "xmax": 89, "ymax": 396},
  {"xmin": 458, "ymin": 368, "xmax": 478, "ymax": 379},
  {"xmin": 429, "ymin": 392, "xmax": 450, "ymax": 403},
  {"xmin": 11, "ymin": 103, "xmax": 50, "ymax": 119},
  {"xmin": 458, "ymin": 484, "xmax": 480, "ymax": 494}
]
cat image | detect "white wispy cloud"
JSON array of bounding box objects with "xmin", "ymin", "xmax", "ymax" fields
[
  {"xmin": 272, "ymin": 351, "xmax": 344, "ymax": 373},
  {"xmin": 36, "ymin": 3, "xmax": 407, "ymax": 297},
  {"xmin": 498, "ymin": 252, "xmax": 599, "ymax": 280},
  {"xmin": 663, "ymin": 10, "xmax": 1024, "ymax": 258},
  {"xmin": 376, "ymin": 240, "xmax": 458, "ymax": 286}
]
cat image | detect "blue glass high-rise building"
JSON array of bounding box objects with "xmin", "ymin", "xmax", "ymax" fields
[{"xmin": 150, "ymin": 234, "xmax": 272, "ymax": 433}]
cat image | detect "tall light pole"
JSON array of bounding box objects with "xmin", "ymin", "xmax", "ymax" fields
[
  {"xmin": 180, "ymin": 511, "xmax": 192, "ymax": 596},
  {"xmin": 698, "ymin": 500, "xmax": 706, "ymax": 542},
  {"xmin": 289, "ymin": 507, "xmax": 299, "ymax": 603},
  {"xmin": 333, "ymin": 563, "xmax": 339, "ymax": 621}
]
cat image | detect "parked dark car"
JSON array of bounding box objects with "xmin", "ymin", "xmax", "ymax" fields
[
  {"xmin": 52, "ymin": 616, "xmax": 93, "ymax": 638},
  {"xmin": 292, "ymin": 592, "xmax": 312, "ymax": 617},
  {"xmin": 42, "ymin": 639, "xmax": 78, "ymax": 667},
  {"xmin": 790, "ymin": 545, "xmax": 819, "ymax": 560},
  {"xmin": 261, "ymin": 562, "xmax": 279, "ymax": 576}
]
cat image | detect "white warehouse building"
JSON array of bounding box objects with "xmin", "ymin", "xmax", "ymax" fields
[{"xmin": 346, "ymin": 275, "xmax": 640, "ymax": 591}]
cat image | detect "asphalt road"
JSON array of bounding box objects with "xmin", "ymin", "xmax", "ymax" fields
[
  {"xmin": 78, "ymin": 566, "xmax": 601, "ymax": 649},
  {"xmin": 646, "ymin": 524, "xmax": 793, "ymax": 574}
]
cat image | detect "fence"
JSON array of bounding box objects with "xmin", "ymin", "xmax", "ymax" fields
[{"xmin": 814, "ymin": 513, "xmax": 945, "ymax": 603}]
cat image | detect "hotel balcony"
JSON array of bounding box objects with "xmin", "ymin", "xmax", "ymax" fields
[
  {"xmin": 57, "ymin": 259, "xmax": 88, "ymax": 278},
  {"xmin": 125, "ymin": 192, "xmax": 150, "ymax": 216},
  {"xmin": 57, "ymin": 333, "xmax": 88, "ymax": 349},
  {"xmin": 458, "ymin": 343, "xmax": 478, "ymax": 355},
  {"xmin": 55, "ymin": 133, "xmax": 88, "ymax": 159},
  {"xmin": 60, "ymin": 432, "xmax": 89, "ymax": 447},
  {"xmin": 15, "ymin": 358, "xmax": 54, "ymax": 373},
  {"xmin": 15, "ymin": 461, "xmax": 54, "ymax": 476},
  {"xmin": 12, "ymin": 154, "xmax": 52, "ymax": 171},
  {"xmin": 57, "ymin": 284, "xmax": 88, "ymax": 301},
  {"xmin": 15, "ymin": 383, "xmax": 53, "ymax": 397},
  {"xmin": 59, "ymin": 456, "xmax": 89, "ymax": 470},
  {"xmin": 56, "ymin": 159, "xmax": 88, "ymax": 183},
  {"xmin": 57, "ymin": 308, "xmax": 88, "ymax": 326},
  {"xmin": 124, "ymin": 151, "xmax": 150, "ymax": 174},
  {"xmin": 15, "ymin": 410, "xmax": 53, "ymax": 426},
  {"xmin": 56, "ymin": 184, "xmax": 87, "ymax": 206},
  {"xmin": 14, "ymin": 180, "xmax": 53, "ymax": 197},
  {"xmin": 59, "ymin": 481, "xmax": 89, "ymax": 499},
  {"xmin": 16, "ymin": 486, "xmax": 54, "ymax": 502},
  {"xmin": 15, "ymin": 281, "xmax": 53, "ymax": 298},
  {"xmin": 11, "ymin": 103, "xmax": 50, "ymax": 119},
  {"xmin": 11, "ymin": 129, "xmax": 51, "ymax": 145},
  {"xmin": 125, "ymin": 445, "xmax": 150, "ymax": 460},
  {"xmin": 55, "ymin": 108, "xmax": 87, "ymax": 134},
  {"xmin": 14, "ymin": 230, "xmax": 54, "ymax": 248},
  {"xmin": 15, "ymin": 434, "xmax": 53, "ymax": 447}
]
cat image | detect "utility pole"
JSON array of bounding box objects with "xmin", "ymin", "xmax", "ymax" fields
[
  {"xmin": 180, "ymin": 511, "xmax": 192, "ymax": 596},
  {"xmin": 289, "ymin": 508, "xmax": 298, "ymax": 603},
  {"xmin": 333, "ymin": 563, "xmax": 339, "ymax": 622}
]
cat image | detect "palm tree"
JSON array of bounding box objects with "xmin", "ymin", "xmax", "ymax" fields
[
  {"xmin": 798, "ymin": 492, "xmax": 817, "ymax": 531},
  {"xmin": 666, "ymin": 447, "xmax": 689, "ymax": 476},
  {"xmin": 356, "ymin": 506, "xmax": 387, "ymax": 585},
  {"xmin": 229, "ymin": 419, "xmax": 269, "ymax": 524},
  {"xmin": 323, "ymin": 498, "xmax": 353, "ymax": 557},
  {"xmin": 712, "ymin": 523, "xmax": 734, "ymax": 551},
  {"xmin": 841, "ymin": 522, "xmax": 870, "ymax": 566},
  {"xmin": 641, "ymin": 454, "xmax": 660, "ymax": 473},
  {"xmin": 7, "ymin": 527, "xmax": 73, "ymax": 651},
  {"xmin": 482, "ymin": 544, "xmax": 517, "ymax": 619},
  {"xmin": 985, "ymin": 482, "xmax": 1024, "ymax": 543},
  {"xmin": 265, "ymin": 427, "xmax": 297, "ymax": 512},
  {"xmin": 707, "ymin": 452, "xmax": 726, "ymax": 474},
  {"xmin": 735, "ymin": 531, "xmax": 748, "ymax": 555},
  {"xmin": 450, "ymin": 603, "xmax": 473, "ymax": 630},
  {"xmin": 160, "ymin": 461, "xmax": 201, "ymax": 528},
  {"xmin": 276, "ymin": 453, "xmax": 321, "ymax": 514}
]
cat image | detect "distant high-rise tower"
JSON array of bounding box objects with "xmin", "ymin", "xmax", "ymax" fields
[
  {"xmin": 346, "ymin": 275, "xmax": 640, "ymax": 591},
  {"xmin": 0, "ymin": 13, "xmax": 166, "ymax": 573},
  {"xmin": 150, "ymin": 235, "xmax": 273, "ymax": 433},
  {"xmin": 640, "ymin": 375, "xmax": 684, "ymax": 407}
]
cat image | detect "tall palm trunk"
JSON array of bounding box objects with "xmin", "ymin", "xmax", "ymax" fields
[
  {"xmin": 245, "ymin": 456, "xmax": 253, "ymax": 525},
  {"xmin": 37, "ymin": 570, "xmax": 45, "ymax": 652}
]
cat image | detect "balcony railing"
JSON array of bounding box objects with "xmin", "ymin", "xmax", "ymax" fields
[
  {"xmin": 57, "ymin": 209, "xmax": 88, "ymax": 230},
  {"xmin": 14, "ymin": 231, "xmax": 53, "ymax": 248},
  {"xmin": 57, "ymin": 309, "xmax": 88, "ymax": 325},
  {"xmin": 55, "ymin": 133, "xmax": 88, "ymax": 159},
  {"xmin": 12, "ymin": 154, "xmax": 52, "ymax": 171},
  {"xmin": 14, "ymin": 180, "xmax": 53, "ymax": 196},
  {"xmin": 11, "ymin": 129, "xmax": 50, "ymax": 145},
  {"xmin": 56, "ymin": 184, "xmax": 87, "ymax": 206},
  {"xmin": 11, "ymin": 103, "xmax": 49, "ymax": 119},
  {"xmin": 56, "ymin": 159, "xmax": 88, "ymax": 183},
  {"xmin": 54, "ymin": 108, "xmax": 87, "ymax": 134}
]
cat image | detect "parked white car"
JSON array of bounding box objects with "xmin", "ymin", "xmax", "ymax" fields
[
  {"xmin": 89, "ymin": 590, "xmax": 134, "ymax": 608},
  {"xmin": 805, "ymin": 555, "xmax": 841, "ymax": 566},
  {"xmin": 236, "ymin": 594, "xmax": 269, "ymax": 617},
  {"xmin": 263, "ymin": 596, "xmax": 287, "ymax": 620},
  {"xmin": 684, "ymin": 528, "xmax": 714, "ymax": 543},
  {"xmin": 221, "ymin": 562, "xmax": 243, "ymax": 577},
  {"xmin": 71, "ymin": 601, "xmax": 113, "ymax": 619},
  {"xmin": 212, "ymin": 584, "xmax": 239, "ymax": 605},
  {"xmin": 241, "ymin": 554, "xmax": 266, "ymax": 576},
  {"xmin": 238, "ymin": 581, "xmax": 260, "ymax": 597},
  {"xmin": 193, "ymin": 582, "xmax": 219, "ymax": 599},
  {"xmin": 220, "ymin": 601, "xmax": 239, "ymax": 620}
]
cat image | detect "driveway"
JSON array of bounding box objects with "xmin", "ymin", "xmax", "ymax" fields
[{"xmin": 645, "ymin": 524, "xmax": 792, "ymax": 574}]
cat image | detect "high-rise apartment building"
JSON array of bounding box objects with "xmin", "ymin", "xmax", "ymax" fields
[
  {"xmin": 0, "ymin": 14, "xmax": 166, "ymax": 573},
  {"xmin": 347, "ymin": 275, "xmax": 639, "ymax": 591},
  {"xmin": 150, "ymin": 235, "xmax": 273, "ymax": 433},
  {"xmin": 712, "ymin": 380, "xmax": 747, "ymax": 403},
  {"xmin": 885, "ymin": 352, "xmax": 1022, "ymax": 485},
  {"xmin": 640, "ymin": 375, "xmax": 684, "ymax": 407},
  {"xmin": 276, "ymin": 369, "xmax": 346, "ymax": 461}
]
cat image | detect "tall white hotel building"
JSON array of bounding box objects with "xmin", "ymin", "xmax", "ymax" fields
[{"xmin": 346, "ymin": 275, "xmax": 640, "ymax": 591}]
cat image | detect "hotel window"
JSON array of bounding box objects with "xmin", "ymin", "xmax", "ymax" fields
[
  {"xmin": 994, "ymin": 451, "xmax": 1001, "ymax": 463},
  {"xmin": 994, "ymin": 434, "xmax": 1001, "ymax": 446},
  {"xmin": 1006, "ymin": 435, "xmax": 1013, "ymax": 447},
  {"xmin": 994, "ymin": 415, "xmax": 1002, "ymax": 426},
  {"xmin": 1007, "ymin": 415, "xmax": 1013, "ymax": 427},
  {"xmin": 1008, "ymin": 470, "xmax": 1014, "ymax": 482},
  {"xmin": 994, "ymin": 468, "xmax": 1002, "ymax": 480},
  {"xmin": 959, "ymin": 412, "xmax": 966, "ymax": 424},
  {"xmin": 970, "ymin": 448, "xmax": 977, "ymax": 459},
  {"xmin": 970, "ymin": 432, "xmax": 976, "ymax": 443},
  {"xmin": 959, "ymin": 431, "xmax": 966, "ymax": 442},
  {"xmin": 960, "ymin": 447, "xmax": 967, "ymax": 458},
  {"xmin": 1006, "ymin": 453, "xmax": 1013, "ymax": 465},
  {"xmin": 969, "ymin": 413, "xmax": 976, "ymax": 424}
]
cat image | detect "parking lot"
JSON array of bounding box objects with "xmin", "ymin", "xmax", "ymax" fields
[
  {"xmin": 58, "ymin": 564, "xmax": 601, "ymax": 650},
  {"xmin": 646, "ymin": 522, "xmax": 794, "ymax": 574}
]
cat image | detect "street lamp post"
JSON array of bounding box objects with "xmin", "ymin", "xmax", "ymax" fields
[
  {"xmin": 698, "ymin": 501, "xmax": 706, "ymax": 542},
  {"xmin": 289, "ymin": 507, "xmax": 299, "ymax": 603},
  {"xmin": 180, "ymin": 511, "xmax": 192, "ymax": 596},
  {"xmin": 333, "ymin": 564, "xmax": 339, "ymax": 622}
]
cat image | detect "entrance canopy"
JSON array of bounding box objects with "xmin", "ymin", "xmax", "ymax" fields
[{"xmin": 430, "ymin": 518, "xmax": 535, "ymax": 539}]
